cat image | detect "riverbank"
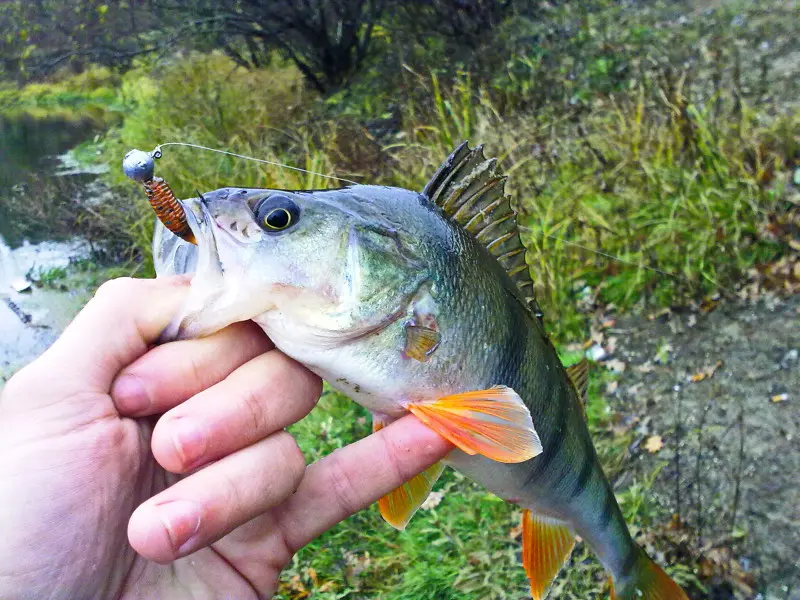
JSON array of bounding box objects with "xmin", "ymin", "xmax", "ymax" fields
[
  {"xmin": 0, "ymin": 236, "xmax": 92, "ymax": 380},
  {"xmin": 0, "ymin": 111, "xmax": 126, "ymax": 382}
]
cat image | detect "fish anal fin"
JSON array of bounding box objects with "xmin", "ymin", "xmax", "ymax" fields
[
  {"xmin": 565, "ymin": 359, "xmax": 590, "ymax": 415},
  {"xmin": 522, "ymin": 510, "xmax": 576, "ymax": 600},
  {"xmin": 407, "ymin": 386, "xmax": 542, "ymax": 464},
  {"xmin": 373, "ymin": 415, "xmax": 444, "ymax": 529}
]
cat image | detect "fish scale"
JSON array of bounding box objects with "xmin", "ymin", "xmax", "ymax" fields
[{"xmin": 137, "ymin": 143, "xmax": 689, "ymax": 600}]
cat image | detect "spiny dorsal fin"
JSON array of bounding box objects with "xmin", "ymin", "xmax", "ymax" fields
[
  {"xmin": 565, "ymin": 359, "xmax": 590, "ymax": 402},
  {"xmin": 423, "ymin": 142, "xmax": 542, "ymax": 319}
]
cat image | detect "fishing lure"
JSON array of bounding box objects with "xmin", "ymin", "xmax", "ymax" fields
[{"xmin": 122, "ymin": 148, "xmax": 196, "ymax": 244}]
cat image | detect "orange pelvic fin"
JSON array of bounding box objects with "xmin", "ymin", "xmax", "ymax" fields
[
  {"xmin": 373, "ymin": 415, "xmax": 445, "ymax": 529},
  {"xmin": 522, "ymin": 510, "xmax": 576, "ymax": 600},
  {"xmin": 610, "ymin": 545, "xmax": 689, "ymax": 600},
  {"xmin": 378, "ymin": 462, "xmax": 445, "ymax": 529},
  {"xmin": 407, "ymin": 386, "xmax": 542, "ymax": 463}
]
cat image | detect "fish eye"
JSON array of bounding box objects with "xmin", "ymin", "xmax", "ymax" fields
[
  {"xmin": 264, "ymin": 207, "xmax": 291, "ymax": 229},
  {"xmin": 254, "ymin": 195, "xmax": 300, "ymax": 233}
]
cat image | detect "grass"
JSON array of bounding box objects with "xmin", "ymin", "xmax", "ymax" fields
[
  {"xmin": 3, "ymin": 0, "xmax": 798, "ymax": 596},
  {"xmin": 0, "ymin": 64, "xmax": 122, "ymax": 114}
]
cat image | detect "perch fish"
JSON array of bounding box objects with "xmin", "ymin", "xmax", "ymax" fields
[{"xmin": 133, "ymin": 143, "xmax": 688, "ymax": 600}]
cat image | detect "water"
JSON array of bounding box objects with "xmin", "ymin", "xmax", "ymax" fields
[
  {"xmin": 0, "ymin": 112, "xmax": 109, "ymax": 380},
  {"xmin": 0, "ymin": 112, "xmax": 110, "ymax": 246}
]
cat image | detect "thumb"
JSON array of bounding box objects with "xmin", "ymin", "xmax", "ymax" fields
[{"xmin": 12, "ymin": 276, "xmax": 190, "ymax": 406}]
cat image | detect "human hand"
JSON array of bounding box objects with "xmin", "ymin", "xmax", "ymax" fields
[{"xmin": 0, "ymin": 277, "xmax": 451, "ymax": 599}]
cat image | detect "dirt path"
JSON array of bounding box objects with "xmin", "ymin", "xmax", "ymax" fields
[{"xmin": 604, "ymin": 294, "xmax": 799, "ymax": 599}]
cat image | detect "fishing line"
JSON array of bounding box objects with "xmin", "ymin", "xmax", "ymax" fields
[
  {"xmin": 152, "ymin": 142, "xmax": 359, "ymax": 186},
  {"xmin": 519, "ymin": 224, "xmax": 709, "ymax": 288},
  {"xmin": 147, "ymin": 143, "xmax": 727, "ymax": 293}
]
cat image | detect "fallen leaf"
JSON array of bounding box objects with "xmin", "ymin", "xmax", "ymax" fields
[
  {"xmin": 636, "ymin": 361, "xmax": 656, "ymax": 373},
  {"xmin": 344, "ymin": 550, "xmax": 372, "ymax": 579},
  {"xmin": 689, "ymin": 360, "xmax": 724, "ymax": 382},
  {"xmin": 654, "ymin": 342, "xmax": 673, "ymax": 364},
  {"xmin": 604, "ymin": 358, "xmax": 627, "ymax": 372},
  {"xmin": 648, "ymin": 308, "xmax": 672, "ymax": 321},
  {"xmin": 700, "ymin": 296, "xmax": 720, "ymax": 313},
  {"xmin": 307, "ymin": 568, "xmax": 318, "ymax": 587},
  {"xmin": 644, "ymin": 435, "xmax": 664, "ymax": 453}
]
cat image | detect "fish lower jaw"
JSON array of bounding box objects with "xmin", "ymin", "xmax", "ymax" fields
[{"xmin": 164, "ymin": 285, "xmax": 275, "ymax": 341}]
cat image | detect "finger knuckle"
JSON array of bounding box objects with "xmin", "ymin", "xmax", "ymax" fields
[
  {"xmin": 240, "ymin": 384, "xmax": 268, "ymax": 435},
  {"xmin": 94, "ymin": 277, "xmax": 137, "ymax": 302},
  {"xmin": 324, "ymin": 452, "xmax": 361, "ymax": 517},
  {"xmin": 218, "ymin": 469, "xmax": 244, "ymax": 509}
]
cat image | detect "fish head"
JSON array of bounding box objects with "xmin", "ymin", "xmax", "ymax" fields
[{"xmin": 159, "ymin": 185, "xmax": 430, "ymax": 344}]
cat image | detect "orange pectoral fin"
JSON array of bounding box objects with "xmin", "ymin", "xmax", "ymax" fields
[
  {"xmin": 407, "ymin": 386, "xmax": 542, "ymax": 464},
  {"xmin": 373, "ymin": 414, "xmax": 445, "ymax": 529},
  {"xmin": 522, "ymin": 510, "xmax": 576, "ymax": 600}
]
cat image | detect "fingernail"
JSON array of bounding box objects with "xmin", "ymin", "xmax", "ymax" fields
[
  {"xmin": 111, "ymin": 375, "xmax": 150, "ymax": 415},
  {"xmin": 156, "ymin": 500, "xmax": 201, "ymax": 553},
  {"xmin": 172, "ymin": 419, "xmax": 207, "ymax": 468}
]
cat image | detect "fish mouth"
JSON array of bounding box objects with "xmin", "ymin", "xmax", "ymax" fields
[
  {"xmin": 159, "ymin": 197, "xmax": 272, "ymax": 342},
  {"xmin": 184, "ymin": 197, "xmax": 225, "ymax": 276}
]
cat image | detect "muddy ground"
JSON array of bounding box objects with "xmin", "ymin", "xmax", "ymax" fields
[{"xmin": 603, "ymin": 294, "xmax": 799, "ymax": 599}]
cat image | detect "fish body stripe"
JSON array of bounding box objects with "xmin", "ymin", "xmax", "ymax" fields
[
  {"xmin": 620, "ymin": 545, "xmax": 639, "ymax": 577},
  {"xmin": 569, "ymin": 445, "xmax": 596, "ymax": 499},
  {"xmin": 598, "ymin": 490, "xmax": 616, "ymax": 530},
  {"xmin": 497, "ymin": 292, "xmax": 528, "ymax": 394},
  {"xmin": 523, "ymin": 388, "xmax": 569, "ymax": 487}
]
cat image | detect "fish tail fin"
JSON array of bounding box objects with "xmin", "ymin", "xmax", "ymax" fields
[{"xmin": 610, "ymin": 545, "xmax": 688, "ymax": 600}]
